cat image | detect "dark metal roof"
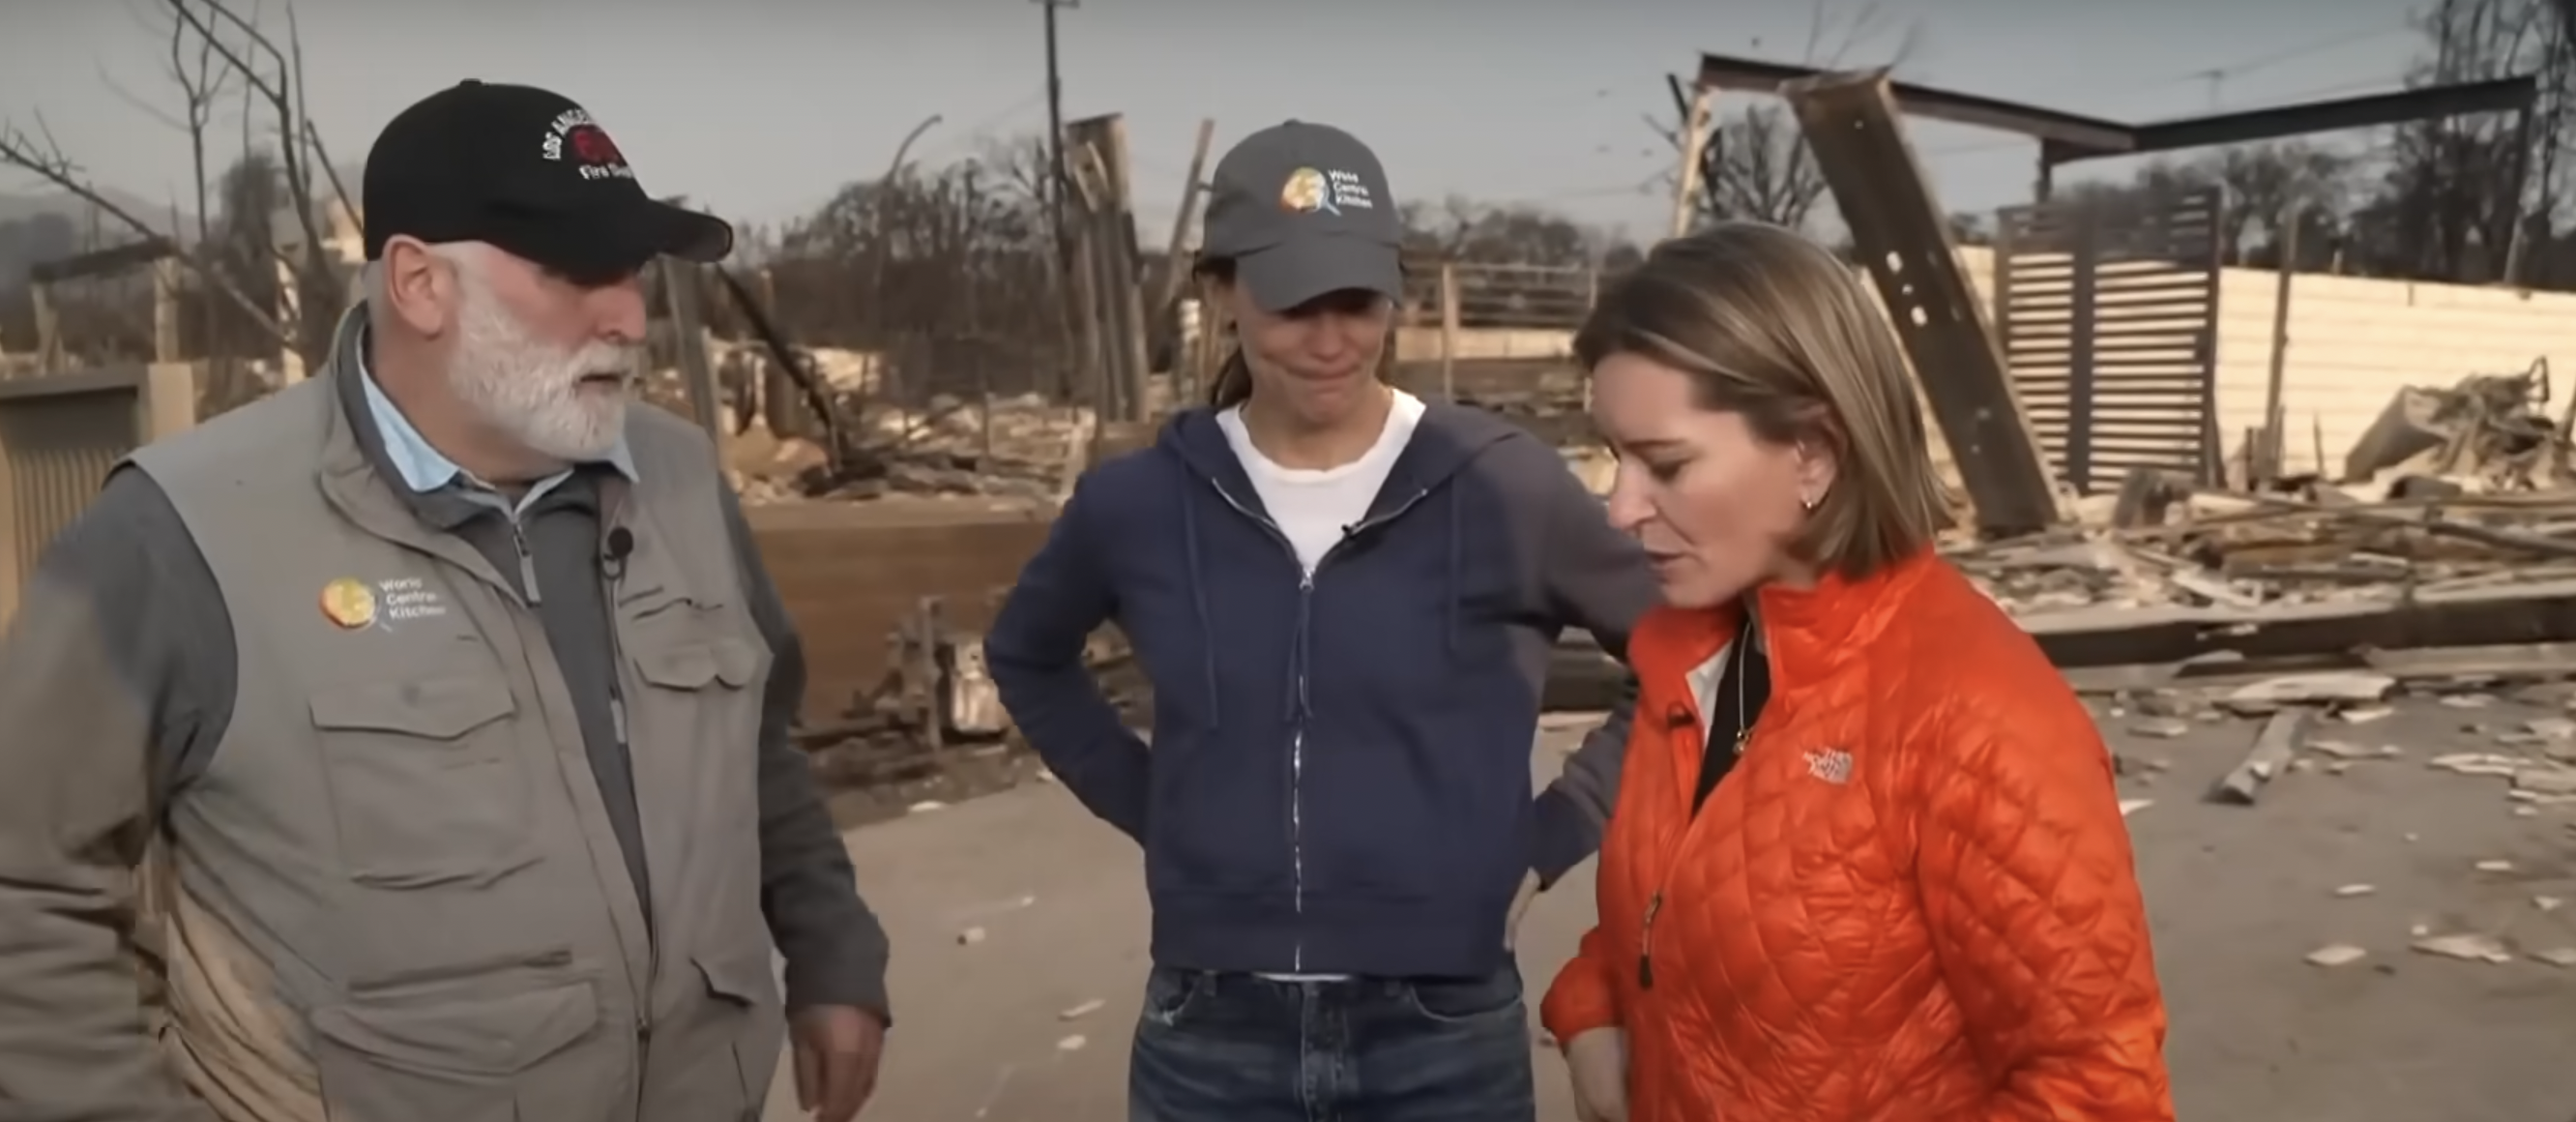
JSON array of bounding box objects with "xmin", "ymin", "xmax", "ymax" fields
[
  {"xmin": 2054, "ymin": 74, "xmax": 2537, "ymax": 163},
  {"xmin": 1696, "ymin": 53, "xmax": 2132, "ymax": 152},
  {"xmin": 1694, "ymin": 51, "xmax": 2538, "ymax": 165},
  {"xmin": 26, "ymin": 237, "xmax": 177, "ymax": 285}
]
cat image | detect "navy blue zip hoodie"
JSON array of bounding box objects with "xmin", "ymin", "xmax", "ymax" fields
[{"xmin": 985, "ymin": 399, "xmax": 1655, "ymax": 979}]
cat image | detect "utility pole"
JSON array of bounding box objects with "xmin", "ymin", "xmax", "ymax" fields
[{"xmin": 1035, "ymin": 0, "xmax": 1076, "ymax": 251}]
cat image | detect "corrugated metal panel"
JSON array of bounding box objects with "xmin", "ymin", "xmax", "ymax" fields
[
  {"xmin": 1, "ymin": 386, "xmax": 140, "ymax": 615},
  {"xmin": 1995, "ymin": 188, "xmax": 2224, "ymax": 493}
]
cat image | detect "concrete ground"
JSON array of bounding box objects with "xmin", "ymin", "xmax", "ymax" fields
[{"xmin": 766, "ymin": 694, "xmax": 2576, "ymax": 1122}]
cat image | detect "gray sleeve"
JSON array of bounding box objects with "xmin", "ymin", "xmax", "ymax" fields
[
  {"xmin": 0, "ymin": 466, "xmax": 233, "ymax": 1119},
  {"xmin": 718, "ymin": 487, "xmax": 891, "ymax": 1022},
  {"xmin": 1520, "ymin": 436, "xmax": 1658, "ymax": 887}
]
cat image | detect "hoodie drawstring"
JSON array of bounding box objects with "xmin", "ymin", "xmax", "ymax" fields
[
  {"xmin": 1180, "ymin": 487, "xmax": 1222, "ymax": 728},
  {"xmin": 1444, "ymin": 488, "xmax": 1462, "ymax": 657}
]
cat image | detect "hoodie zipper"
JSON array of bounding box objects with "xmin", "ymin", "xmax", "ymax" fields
[{"xmin": 1206, "ymin": 478, "xmax": 1433, "ymax": 971}]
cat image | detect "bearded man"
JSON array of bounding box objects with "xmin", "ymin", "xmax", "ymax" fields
[{"xmin": 0, "ymin": 81, "xmax": 889, "ymax": 1122}]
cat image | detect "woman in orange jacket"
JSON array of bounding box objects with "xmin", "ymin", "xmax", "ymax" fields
[{"xmin": 1539, "ymin": 222, "xmax": 2175, "ymax": 1122}]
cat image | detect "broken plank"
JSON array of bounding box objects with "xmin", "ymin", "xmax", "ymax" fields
[
  {"xmin": 1557, "ymin": 584, "xmax": 2576, "ymax": 701},
  {"xmin": 2211, "ymin": 709, "xmax": 2309, "ymax": 806},
  {"xmin": 2359, "ymin": 642, "xmax": 2576, "ymax": 680},
  {"xmin": 2015, "ymin": 576, "xmax": 2576, "ymax": 669}
]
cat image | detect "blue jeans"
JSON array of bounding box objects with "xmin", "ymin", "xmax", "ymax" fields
[{"xmin": 1127, "ymin": 965, "xmax": 1537, "ymax": 1122}]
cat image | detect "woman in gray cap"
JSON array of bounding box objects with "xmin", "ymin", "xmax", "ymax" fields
[{"xmin": 986, "ymin": 120, "xmax": 1654, "ymax": 1121}]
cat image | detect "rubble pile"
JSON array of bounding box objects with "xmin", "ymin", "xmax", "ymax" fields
[
  {"xmin": 770, "ymin": 357, "xmax": 2576, "ymax": 833},
  {"xmin": 797, "ymin": 610, "xmax": 1151, "ymax": 824},
  {"xmin": 2341, "ymin": 359, "xmax": 2571, "ymax": 491},
  {"xmin": 1984, "ymin": 369, "xmax": 2576, "ymax": 973},
  {"xmin": 1950, "ymin": 487, "xmax": 2576, "ymax": 617},
  {"xmin": 646, "ymin": 342, "xmax": 1107, "ymax": 505},
  {"xmin": 2093, "ymin": 667, "xmax": 2576, "ymax": 970},
  {"xmin": 769, "ymin": 394, "xmax": 1091, "ymax": 504},
  {"xmin": 2100, "ymin": 669, "xmax": 2576, "ymax": 810},
  {"xmin": 711, "ymin": 392, "xmax": 1095, "ymax": 504},
  {"xmin": 1952, "ymin": 368, "xmax": 2576, "ymax": 618}
]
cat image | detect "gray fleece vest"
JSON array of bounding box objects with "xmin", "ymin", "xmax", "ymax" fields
[{"xmin": 125, "ymin": 365, "xmax": 783, "ymax": 1122}]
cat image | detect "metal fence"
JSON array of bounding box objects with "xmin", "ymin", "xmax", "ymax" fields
[
  {"xmin": 1996, "ymin": 187, "xmax": 2225, "ymax": 494},
  {"xmin": 691, "ymin": 255, "xmax": 1611, "ymax": 442},
  {"xmin": 1401, "ymin": 259, "xmax": 1605, "ymax": 333}
]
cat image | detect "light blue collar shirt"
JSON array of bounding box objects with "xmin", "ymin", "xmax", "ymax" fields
[{"xmin": 357, "ymin": 345, "xmax": 638, "ymax": 517}]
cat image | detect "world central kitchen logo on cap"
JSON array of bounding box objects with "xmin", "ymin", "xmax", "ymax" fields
[
  {"xmin": 1279, "ymin": 167, "xmax": 1335, "ymax": 215},
  {"xmin": 1278, "ymin": 166, "xmax": 1376, "ymax": 216}
]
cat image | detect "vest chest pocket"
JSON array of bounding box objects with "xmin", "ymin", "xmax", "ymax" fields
[
  {"xmin": 629, "ymin": 620, "xmax": 766, "ymax": 741},
  {"xmin": 309, "ymin": 674, "xmax": 536, "ymax": 890},
  {"xmin": 632, "ymin": 635, "xmax": 762, "ymax": 692},
  {"xmin": 627, "ymin": 622, "xmax": 770, "ymax": 822}
]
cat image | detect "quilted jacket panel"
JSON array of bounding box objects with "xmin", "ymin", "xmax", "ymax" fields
[{"xmin": 1539, "ymin": 550, "xmax": 2174, "ymax": 1122}]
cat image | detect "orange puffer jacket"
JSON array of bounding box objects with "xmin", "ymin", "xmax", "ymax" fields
[{"xmin": 1540, "ymin": 550, "xmax": 2173, "ymax": 1122}]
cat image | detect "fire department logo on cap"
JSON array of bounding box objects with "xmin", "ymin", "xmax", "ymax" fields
[
  {"xmin": 319, "ymin": 577, "xmax": 378, "ymax": 630},
  {"xmin": 540, "ymin": 106, "xmax": 635, "ymax": 182}
]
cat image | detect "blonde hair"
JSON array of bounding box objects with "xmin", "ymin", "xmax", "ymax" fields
[{"xmin": 1575, "ymin": 222, "xmax": 1947, "ymax": 578}]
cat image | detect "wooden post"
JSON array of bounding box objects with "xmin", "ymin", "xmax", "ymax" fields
[
  {"xmin": 1437, "ymin": 262, "xmax": 1461, "ymax": 402},
  {"xmin": 1101, "ymin": 122, "xmax": 1153, "ymax": 422},
  {"xmin": 1582, "ymin": 269, "xmax": 1599, "ymax": 413},
  {"xmin": 659, "ymin": 260, "xmax": 722, "ymax": 445},
  {"xmin": 275, "ymin": 252, "xmax": 306, "ymax": 383},
  {"xmin": 1156, "ymin": 119, "xmax": 1216, "ymax": 318},
  {"xmin": 151, "ymin": 258, "xmax": 182, "ymax": 363},
  {"xmin": 140, "ymin": 361, "xmax": 201, "ymax": 441},
  {"xmin": 1068, "ymin": 225, "xmax": 1105, "ymax": 412},
  {"xmin": 29, "ymin": 282, "xmax": 59, "ymax": 374},
  {"xmin": 1063, "ymin": 114, "xmax": 1156, "ymax": 423},
  {"xmin": 1669, "ymin": 85, "xmax": 1714, "ymax": 240},
  {"xmin": 2257, "ymin": 211, "xmax": 2298, "ymax": 481},
  {"xmin": 1156, "ymin": 118, "xmax": 1218, "ymax": 407}
]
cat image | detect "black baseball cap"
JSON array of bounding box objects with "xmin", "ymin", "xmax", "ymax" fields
[
  {"xmin": 1199, "ymin": 121, "xmax": 1403, "ymax": 312},
  {"xmin": 362, "ymin": 80, "xmax": 732, "ymax": 282}
]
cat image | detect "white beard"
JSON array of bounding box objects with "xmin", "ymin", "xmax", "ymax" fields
[{"xmin": 445, "ymin": 275, "xmax": 642, "ymax": 465}]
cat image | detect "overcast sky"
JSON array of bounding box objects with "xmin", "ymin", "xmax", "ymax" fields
[{"xmin": 1, "ymin": 0, "xmax": 2430, "ymax": 241}]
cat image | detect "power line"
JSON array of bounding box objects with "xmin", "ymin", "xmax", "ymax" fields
[
  {"xmin": 1911, "ymin": 25, "xmax": 2421, "ymax": 163},
  {"xmin": 2001, "ymin": 19, "xmax": 2411, "ymax": 105},
  {"xmin": 2194, "ymin": 23, "xmax": 2411, "ymax": 82},
  {"xmin": 907, "ymin": 88, "xmax": 1048, "ymax": 166}
]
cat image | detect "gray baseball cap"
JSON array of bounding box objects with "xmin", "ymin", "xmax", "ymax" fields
[{"xmin": 1199, "ymin": 121, "xmax": 1403, "ymax": 312}]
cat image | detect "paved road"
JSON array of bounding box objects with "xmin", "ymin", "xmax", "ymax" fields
[{"xmin": 766, "ymin": 696, "xmax": 2576, "ymax": 1122}]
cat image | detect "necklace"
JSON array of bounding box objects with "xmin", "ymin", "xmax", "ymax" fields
[{"xmin": 1732, "ymin": 613, "xmax": 1755, "ymax": 755}]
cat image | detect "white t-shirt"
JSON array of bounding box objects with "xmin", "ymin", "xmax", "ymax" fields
[
  {"xmin": 1215, "ymin": 389, "xmax": 1426, "ymax": 575},
  {"xmin": 1214, "ymin": 387, "xmax": 1424, "ymax": 980}
]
